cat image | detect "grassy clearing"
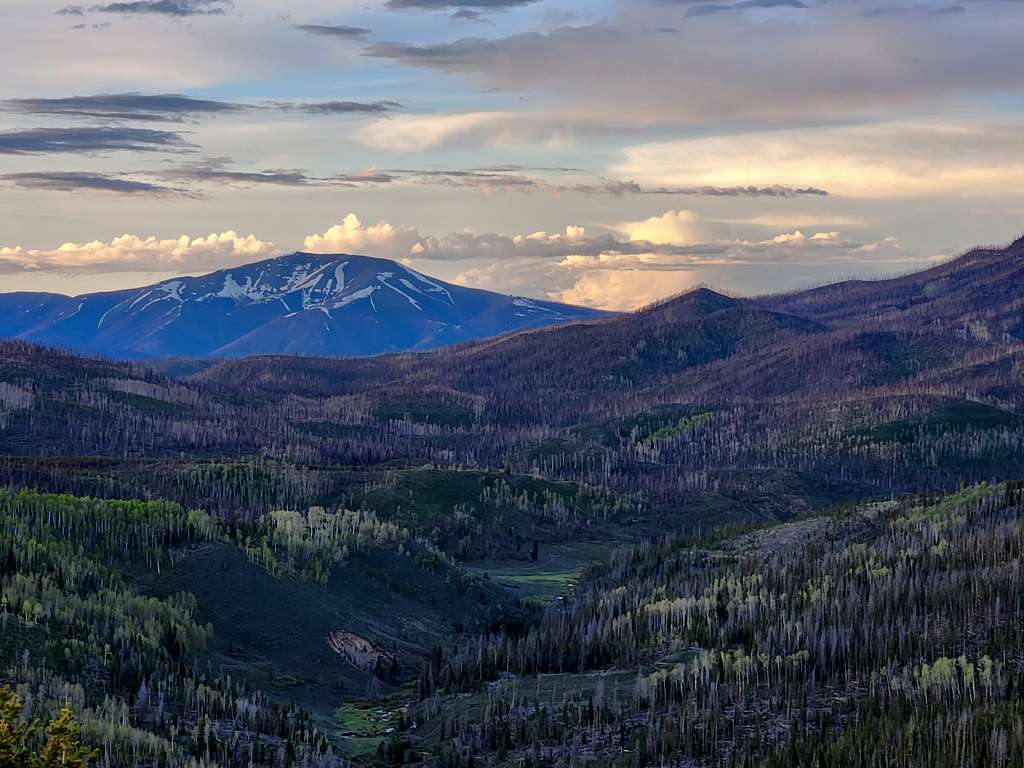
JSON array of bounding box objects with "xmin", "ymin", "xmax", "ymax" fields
[
  {"xmin": 469, "ymin": 541, "xmax": 611, "ymax": 603},
  {"xmin": 482, "ymin": 568, "xmax": 583, "ymax": 603},
  {"xmin": 335, "ymin": 696, "xmax": 410, "ymax": 758}
]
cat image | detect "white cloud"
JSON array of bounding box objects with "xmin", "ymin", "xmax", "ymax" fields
[
  {"xmin": 621, "ymin": 209, "xmax": 708, "ymax": 246},
  {"xmin": 352, "ymin": 113, "xmax": 511, "ymax": 153},
  {"xmin": 351, "ymin": 111, "xmax": 613, "ymax": 153},
  {"xmin": 302, "ymin": 213, "xmax": 422, "ymax": 257},
  {"xmin": 615, "ymin": 120, "xmax": 1024, "ymax": 198},
  {"xmin": 0, "ymin": 230, "xmax": 275, "ymax": 274},
  {"xmin": 554, "ymin": 270, "xmax": 701, "ymax": 312}
]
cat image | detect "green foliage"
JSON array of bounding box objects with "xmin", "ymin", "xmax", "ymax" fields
[
  {"xmin": 413, "ymin": 483, "xmax": 1024, "ymax": 767},
  {"xmin": 0, "ymin": 489, "xmax": 338, "ymax": 768},
  {"xmin": 0, "ymin": 688, "xmax": 97, "ymax": 768}
]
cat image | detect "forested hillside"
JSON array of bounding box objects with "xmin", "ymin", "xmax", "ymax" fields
[
  {"xmin": 1, "ymin": 237, "xmax": 1024, "ymax": 765},
  {"xmin": 407, "ymin": 483, "xmax": 1024, "ymax": 766}
]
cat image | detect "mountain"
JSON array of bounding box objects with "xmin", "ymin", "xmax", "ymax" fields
[
  {"xmin": 4, "ymin": 238, "xmax": 1024, "ymax": 768},
  {"xmin": 0, "ymin": 252, "xmax": 608, "ymax": 359}
]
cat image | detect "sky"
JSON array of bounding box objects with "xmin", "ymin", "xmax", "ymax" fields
[{"xmin": 0, "ymin": 0, "xmax": 1022, "ymax": 310}]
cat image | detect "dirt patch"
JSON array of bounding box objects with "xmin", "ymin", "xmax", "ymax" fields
[{"xmin": 328, "ymin": 630, "xmax": 393, "ymax": 672}]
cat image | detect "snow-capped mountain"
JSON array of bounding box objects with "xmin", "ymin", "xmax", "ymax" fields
[{"xmin": 0, "ymin": 253, "xmax": 609, "ymax": 359}]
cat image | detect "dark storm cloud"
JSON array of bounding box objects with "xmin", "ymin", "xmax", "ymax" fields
[
  {"xmin": 1, "ymin": 171, "xmax": 189, "ymax": 196},
  {"xmin": 0, "ymin": 127, "xmax": 190, "ymax": 154},
  {"xmin": 4, "ymin": 93, "xmax": 242, "ymax": 122},
  {"xmin": 294, "ymin": 24, "xmax": 372, "ymax": 38},
  {"xmin": 58, "ymin": 0, "xmax": 232, "ymax": 16}
]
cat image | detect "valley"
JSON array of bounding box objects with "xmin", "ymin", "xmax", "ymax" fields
[{"xmin": 2, "ymin": 237, "xmax": 1024, "ymax": 766}]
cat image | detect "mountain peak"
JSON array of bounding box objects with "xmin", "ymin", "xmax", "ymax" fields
[
  {"xmin": 639, "ymin": 285, "xmax": 739, "ymax": 321},
  {"xmin": 0, "ymin": 252, "xmax": 607, "ymax": 359}
]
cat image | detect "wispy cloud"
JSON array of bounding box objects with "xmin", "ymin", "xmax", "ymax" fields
[
  {"xmin": 383, "ymin": 167, "xmax": 828, "ymax": 196},
  {"xmin": 0, "ymin": 126, "xmax": 189, "ymax": 154},
  {"xmin": 57, "ymin": 0, "xmax": 232, "ymax": 17},
  {"xmin": 294, "ymin": 24, "xmax": 371, "ymax": 38},
  {"xmin": 4, "ymin": 93, "xmax": 401, "ymax": 121},
  {"xmin": 385, "ymin": 0, "xmax": 540, "ymax": 10},
  {"xmin": 159, "ymin": 161, "xmax": 395, "ymax": 188},
  {"xmin": 1, "ymin": 171, "xmax": 190, "ymax": 196},
  {"xmin": 275, "ymin": 100, "xmax": 401, "ymax": 115},
  {"xmin": 3, "ymin": 93, "xmax": 242, "ymax": 122}
]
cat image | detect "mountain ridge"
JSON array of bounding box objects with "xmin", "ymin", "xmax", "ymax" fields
[{"xmin": 0, "ymin": 252, "xmax": 610, "ymax": 359}]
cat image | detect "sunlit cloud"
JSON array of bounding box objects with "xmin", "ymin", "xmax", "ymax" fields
[
  {"xmin": 302, "ymin": 213, "xmax": 421, "ymax": 257},
  {"xmin": 615, "ymin": 120, "xmax": 1024, "ymax": 198},
  {"xmin": 0, "ymin": 231, "xmax": 274, "ymax": 274}
]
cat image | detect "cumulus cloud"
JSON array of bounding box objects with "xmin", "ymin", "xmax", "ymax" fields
[
  {"xmin": 0, "ymin": 231, "xmax": 274, "ymax": 274},
  {"xmin": 554, "ymin": 270, "xmax": 700, "ymax": 312},
  {"xmin": 621, "ymin": 210, "xmax": 709, "ymax": 246},
  {"xmin": 0, "ymin": 210, "xmax": 922, "ymax": 307},
  {"xmin": 302, "ymin": 213, "xmax": 422, "ymax": 257}
]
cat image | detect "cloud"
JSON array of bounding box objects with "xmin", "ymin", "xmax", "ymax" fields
[
  {"xmin": 301, "ymin": 211, "xmax": 902, "ymax": 272},
  {"xmin": 302, "ymin": 213, "xmax": 422, "ymax": 257},
  {"xmin": 294, "ymin": 24, "xmax": 372, "ymax": 38},
  {"xmin": 686, "ymin": 0, "xmax": 807, "ymax": 14},
  {"xmin": 1, "ymin": 171, "xmax": 189, "ymax": 196},
  {"xmin": 621, "ymin": 210, "xmax": 709, "ymax": 246},
  {"xmin": 352, "ymin": 111, "xmax": 520, "ymax": 152},
  {"xmin": 686, "ymin": 4, "xmax": 732, "ymax": 15},
  {"xmin": 3, "ymin": 93, "xmax": 242, "ymax": 122},
  {"xmin": 0, "ymin": 230, "xmax": 273, "ymax": 274},
  {"xmin": 555, "ymin": 270, "xmax": 699, "ymax": 311},
  {"xmin": 363, "ymin": 9, "xmax": 1024, "ymax": 127},
  {"xmin": 443, "ymin": 225, "xmax": 914, "ymax": 310},
  {"xmin": 276, "ymin": 100, "xmax": 401, "ymax": 115},
  {"xmin": 0, "ymin": 212, "xmax": 921, "ymax": 307},
  {"xmin": 385, "ymin": 167, "xmax": 828, "ymax": 196},
  {"xmin": 614, "ymin": 119, "xmax": 1024, "ymax": 198},
  {"xmin": 450, "ymin": 9, "xmax": 487, "ymax": 20},
  {"xmin": 385, "ymin": 0, "xmax": 540, "ymax": 10},
  {"xmin": 61, "ymin": 0, "xmax": 233, "ymax": 16},
  {"xmin": 0, "ymin": 126, "xmax": 190, "ymax": 154},
  {"xmin": 3, "ymin": 93, "xmax": 399, "ymax": 121},
  {"xmin": 160, "ymin": 162, "xmax": 395, "ymax": 188}
]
